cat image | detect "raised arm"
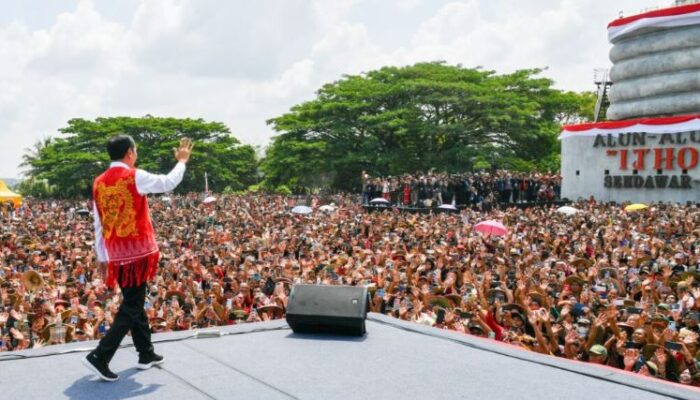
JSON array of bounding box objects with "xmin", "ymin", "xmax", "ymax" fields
[
  {"xmin": 135, "ymin": 163, "xmax": 186, "ymax": 195},
  {"xmin": 135, "ymin": 138, "xmax": 193, "ymax": 195}
]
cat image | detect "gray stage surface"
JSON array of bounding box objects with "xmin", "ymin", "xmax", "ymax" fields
[{"xmin": 1, "ymin": 313, "xmax": 698, "ymax": 400}]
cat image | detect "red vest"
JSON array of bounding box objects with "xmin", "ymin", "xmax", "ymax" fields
[{"xmin": 93, "ymin": 166, "xmax": 159, "ymax": 288}]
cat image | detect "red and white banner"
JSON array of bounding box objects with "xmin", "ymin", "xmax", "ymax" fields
[
  {"xmin": 608, "ymin": 3, "xmax": 700, "ymax": 42},
  {"xmin": 560, "ymin": 114, "xmax": 700, "ymax": 139}
]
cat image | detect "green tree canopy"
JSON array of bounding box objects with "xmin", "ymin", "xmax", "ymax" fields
[
  {"xmin": 22, "ymin": 116, "xmax": 257, "ymax": 198},
  {"xmin": 262, "ymin": 62, "xmax": 593, "ymax": 191}
]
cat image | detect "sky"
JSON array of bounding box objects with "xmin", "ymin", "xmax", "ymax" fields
[{"xmin": 0, "ymin": 0, "xmax": 672, "ymax": 178}]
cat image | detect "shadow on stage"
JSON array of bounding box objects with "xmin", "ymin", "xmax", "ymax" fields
[{"xmin": 63, "ymin": 368, "xmax": 162, "ymax": 400}]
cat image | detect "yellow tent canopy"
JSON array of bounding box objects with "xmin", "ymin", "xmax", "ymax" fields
[{"xmin": 0, "ymin": 180, "xmax": 22, "ymax": 207}]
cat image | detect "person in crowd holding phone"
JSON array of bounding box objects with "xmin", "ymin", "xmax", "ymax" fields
[{"xmin": 83, "ymin": 135, "xmax": 193, "ymax": 382}]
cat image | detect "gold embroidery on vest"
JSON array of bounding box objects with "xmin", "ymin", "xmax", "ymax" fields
[{"xmin": 96, "ymin": 177, "xmax": 138, "ymax": 239}]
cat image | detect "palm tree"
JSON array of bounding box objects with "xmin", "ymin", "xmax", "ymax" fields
[{"xmin": 19, "ymin": 137, "xmax": 53, "ymax": 177}]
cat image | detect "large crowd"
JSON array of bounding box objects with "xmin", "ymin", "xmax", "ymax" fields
[
  {"xmin": 361, "ymin": 170, "xmax": 562, "ymax": 207},
  {"xmin": 1, "ymin": 193, "xmax": 699, "ymax": 386}
]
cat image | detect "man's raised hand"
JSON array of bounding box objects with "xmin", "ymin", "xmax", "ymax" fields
[{"xmin": 174, "ymin": 137, "xmax": 194, "ymax": 164}]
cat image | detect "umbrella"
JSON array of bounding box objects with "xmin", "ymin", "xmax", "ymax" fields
[
  {"xmin": 319, "ymin": 205, "xmax": 336, "ymax": 212},
  {"xmin": 161, "ymin": 196, "xmax": 172, "ymax": 202},
  {"xmin": 473, "ymin": 220, "xmax": 508, "ymax": 236},
  {"xmin": 203, "ymin": 196, "xmax": 217, "ymax": 204},
  {"xmin": 370, "ymin": 197, "xmax": 390, "ymax": 205},
  {"xmin": 291, "ymin": 205, "xmax": 313, "ymax": 215},
  {"xmin": 556, "ymin": 206, "xmax": 579, "ymax": 216},
  {"xmin": 624, "ymin": 203, "xmax": 648, "ymax": 212},
  {"xmin": 76, "ymin": 209, "xmax": 90, "ymax": 216},
  {"xmin": 438, "ymin": 204, "xmax": 458, "ymax": 211}
]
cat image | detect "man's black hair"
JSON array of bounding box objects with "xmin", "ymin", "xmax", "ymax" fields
[{"xmin": 107, "ymin": 135, "xmax": 136, "ymax": 161}]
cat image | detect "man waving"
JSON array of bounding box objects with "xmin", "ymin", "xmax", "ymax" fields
[{"xmin": 83, "ymin": 135, "xmax": 193, "ymax": 381}]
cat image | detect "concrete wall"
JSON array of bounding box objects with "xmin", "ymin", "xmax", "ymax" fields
[
  {"xmin": 561, "ymin": 131, "xmax": 700, "ymax": 203},
  {"xmin": 607, "ymin": 25, "xmax": 700, "ymax": 120}
]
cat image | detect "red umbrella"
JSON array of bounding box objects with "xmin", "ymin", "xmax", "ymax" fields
[{"xmin": 473, "ymin": 220, "xmax": 508, "ymax": 236}]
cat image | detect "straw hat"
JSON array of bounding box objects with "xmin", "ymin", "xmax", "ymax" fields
[{"xmin": 22, "ymin": 270, "xmax": 44, "ymax": 291}]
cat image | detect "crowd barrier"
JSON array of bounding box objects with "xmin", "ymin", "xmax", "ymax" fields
[{"xmin": 362, "ymin": 200, "xmax": 570, "ymax": 214}]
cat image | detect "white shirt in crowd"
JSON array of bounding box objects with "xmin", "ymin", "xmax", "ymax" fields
[{"xmin": 93, "ymin": 161, "xmax": 186, "ymax": 262}]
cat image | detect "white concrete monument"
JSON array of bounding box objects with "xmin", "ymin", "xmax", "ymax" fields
[{"xmin": 561, "ymin": 2, "xmax": 700, "ymax": 203}]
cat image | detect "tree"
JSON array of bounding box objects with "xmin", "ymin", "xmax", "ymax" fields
[
  {"xmin": 19, "ymin": 137, "xmax": 53, "ymax": 175},
  {"xmin": 262, "ymin": 62, "xmax": 594, "ymax": 191},
  {"xmin": 23, "ymin": 116, "xmax": 257, "ymax": 198},
  {"xmin": 16, "ymin": 178, "xmax": 56, "ymax": 199},
  {"xmin": 260, "ymin": 134, "xmax": 330, "ymax": 191}
]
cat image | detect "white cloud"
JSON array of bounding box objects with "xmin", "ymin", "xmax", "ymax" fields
[
  {"xmin": 0, "ymin": 0, "xmax": 673, "ymax": 177},
  {"xmin": 396, "ymin": 0, "xmax": 424, "ymax": 12},
  {"xmin": 396, "ymin": 1, "xmax": 612, "ymax": 86}
]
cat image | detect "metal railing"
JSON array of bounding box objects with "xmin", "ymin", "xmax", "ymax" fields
[{"xmin": 593, "ymin": 69, "xmax": 612, "ymax": 122}]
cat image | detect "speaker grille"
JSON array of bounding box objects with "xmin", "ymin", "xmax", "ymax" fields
[{"xmin": 286, "ymin": 285, "xmax": 368, "ymax": 336}]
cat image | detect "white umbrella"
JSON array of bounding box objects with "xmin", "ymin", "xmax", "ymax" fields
[
  {"xmin": 203, "ymin": 196, "xmax": 217, "ymax": 204},
  {"xmin": 76, "ymin": 209, "xmax": 91, "ymax": 216},
  {"xmin": 291, "ymin": 205, "xmax": 313, "ymax": 215},
  {"xmin": 319, "ymin": 205, "xmax": 336, "ymax": 212},
  {"xmin": 161, "ymin": 196, "xmax": 172, "ymax": 202},
  {"xmin": 438, "ymin": 204, "xmax": 458, "ymax": 211},
  {"xmin": 370, "ymin": 197, "xmax": 390, "ymax": 205},
  {"xmin": 556, "ymin": 206, "xmax": 579, "ymax": 216}
]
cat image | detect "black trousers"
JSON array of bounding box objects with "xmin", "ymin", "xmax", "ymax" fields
[{"xmin": 93, "ymin": 283, "xmax": 153, "ymax": 364}]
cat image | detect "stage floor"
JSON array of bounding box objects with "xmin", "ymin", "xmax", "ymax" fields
[{"xmin": 0, "ymin": 313, "xmax": 697, "ymax": 400}]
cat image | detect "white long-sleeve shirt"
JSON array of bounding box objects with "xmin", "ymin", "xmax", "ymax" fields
[{"xmin": 94, "ymin": 161, "xmax": 186, "ymax": 262}]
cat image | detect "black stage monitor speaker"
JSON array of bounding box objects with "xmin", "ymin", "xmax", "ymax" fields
[{"xmin": 286, "ymin": 284, "xmax": 368, "ymax": 336}]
